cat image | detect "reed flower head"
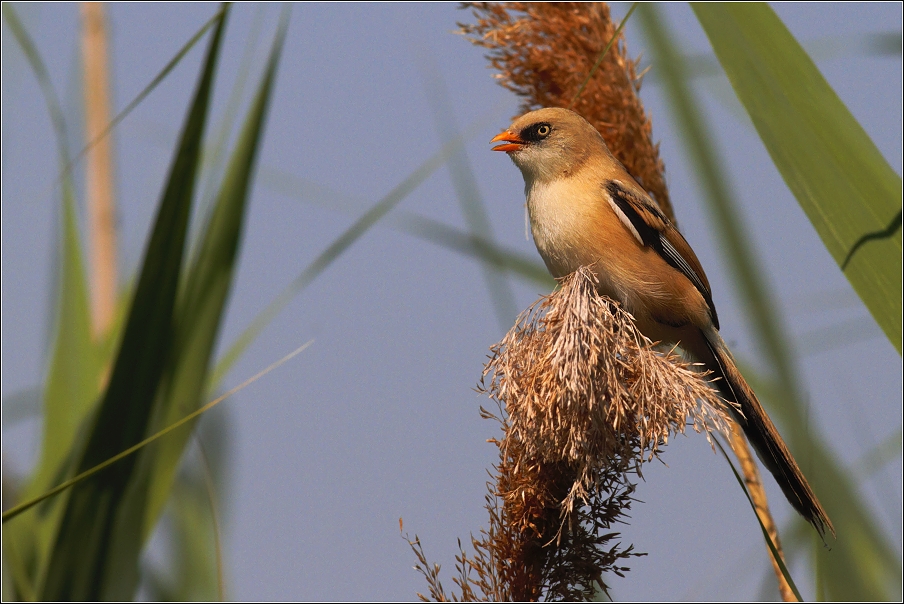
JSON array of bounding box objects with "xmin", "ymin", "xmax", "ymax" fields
[{"xmin": 411, "ymin": 270, "xmax": 732, "ymax": 601}]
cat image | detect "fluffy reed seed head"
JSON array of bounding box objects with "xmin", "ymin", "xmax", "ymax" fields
[
  {"xmin": 482, "ymin": 268, "xmax": 733, "ymax": 599},
  {"xmin": 484, "ymin": 267, "xmax": 733, "ymax": 499},
  {"xmin": 459, "ymin": 2, "xmax": 673, "ymax": 220},
  {"xmin": 410, "ymin": 269, "xmax": 733, "ymax": 601}
]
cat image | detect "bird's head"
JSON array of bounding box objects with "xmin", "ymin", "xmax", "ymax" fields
[{"xmin": 490, "ymin": 107, "xmax": 610, "ymax": 184}]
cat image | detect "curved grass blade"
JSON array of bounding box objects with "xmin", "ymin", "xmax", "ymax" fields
[
  {"xmin": 692, "ymin": 3, "xmax": 902, "ymax": 353},
  {"xmin": 713, "ymin": 437, "xmax": 802, "ymax": 602},
  {"xmin": 142, "ymin": 463, "xmax": 222, "ymax": 600},
  {"xmin": 2, "ymin": 6, "xmax": 105, "ymax": 599},
  {"xmin": 38, "ymin": 9, "xmax": 228, "ymax": 600},
  {"xmin": 569, "ymin": 2, "xmax": 638, "ymax": 108},
  {"xmin": 257, "ymin": 169, "xmax": 551, "ymax": 286},
  {"xmin": 199, "ymin": 438, "xmax": 227, "ymax": 600},
  {"xmin": 394, "ymin": 213, "xmax": 553, "ymax": 288},
  {"xmin": 60, "ymin": 5, "xmax": 228, "ymax": 186},
  {"xmin": 137, "ymin": 412, "xmax": 230, "ymax": 601},
  {"xmin": 2, "ymin": 4, "xmax": 71, "ymax": 166}
]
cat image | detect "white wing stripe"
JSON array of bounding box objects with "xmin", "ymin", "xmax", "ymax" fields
[{"xmin": 606, "ymin": 195, "xmax": 644, "ymax": 246}]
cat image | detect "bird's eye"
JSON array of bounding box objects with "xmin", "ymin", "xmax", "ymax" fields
[{"xmin": 521, "ymin": 122, "xmax": 553, "ymax": 142}]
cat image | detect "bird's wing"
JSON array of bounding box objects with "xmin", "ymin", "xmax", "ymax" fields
[{"xmin": 604, "ymin": 180, "xmax": 719, "ymax": 329}]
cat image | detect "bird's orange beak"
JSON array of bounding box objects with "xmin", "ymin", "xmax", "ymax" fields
[{"xmin": 490, "ymin": 130, "xmax": 525, "ymax": 152}]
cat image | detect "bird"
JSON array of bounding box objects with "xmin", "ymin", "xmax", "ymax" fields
[{"xmin": 490, "ymin": 106, "xmax": 834, "ymax": 540}]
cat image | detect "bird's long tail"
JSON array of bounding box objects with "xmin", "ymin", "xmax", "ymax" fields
[{"xmin": 702, "ymin": 326, "xmax": 835, "ymax": 541}]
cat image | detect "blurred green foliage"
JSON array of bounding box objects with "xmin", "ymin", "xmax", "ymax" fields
[{"xmin": 2, "ymin": 4, "xmax": 287, "ymax": 600}]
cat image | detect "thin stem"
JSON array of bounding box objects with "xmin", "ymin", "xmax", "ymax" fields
[
  {"xmin": 2, "ymin": 341, "xmax": 312, "ymax": 523},
  {"xmin": 729, "ymin": 423, "xmax": 795, "ymax": 601}
]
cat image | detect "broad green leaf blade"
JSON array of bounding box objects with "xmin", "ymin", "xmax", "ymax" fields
[
  {"xmin": 12, "ymin": 120, "xmax": 99, "ymax": 501},
  {"xmin": 39, "ymin": 8, "xmax": 228, "ymax": 600},
  {"xmin": 637, "ymin": 1, "xmax": 816, "ymax": 465},
  {"xmin": 637, "ymin": 4, "xmax": 802, "ymax": 399},
  {"xmin": 692, "ymin": 3, "xmax": 902, "ymax": 353},
  {"xmin": 1, "ymin": 186, "xmax": 101, "ymax": 603},
  {"xmin": 139, "ymin": 11, "xmax": 288, "ymax": 540}
]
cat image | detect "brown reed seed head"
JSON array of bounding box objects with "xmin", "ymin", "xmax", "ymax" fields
[
  {"xmin": 408, "ymin": 269, "xmax": 733, "ymax": 601},
  {"xmin": 459, "ymin": 2, "xmax": 674, "ymax": 221},
  {"xmin": 482, "ymin": 268, "xmax": 731, "ymax": 599},
  {"xmin": 485, "ymin": 268, "xmax": 733, "ymax": 481}
]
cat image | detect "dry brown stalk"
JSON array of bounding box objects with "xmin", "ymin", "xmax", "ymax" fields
[
  {"xmin": 729, "ymin": 423, "xmax": 795, "ymax": 601},
  {"xmin": 81, "ymin": 2, "xmax": 119, "ymax": 340}
]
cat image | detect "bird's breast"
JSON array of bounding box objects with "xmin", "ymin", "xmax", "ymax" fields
[
  {"xmin": 526, "ymin": 177, "xmax": 640, "ymax": 291},
  {"xmin": 526, "ymin": 178, "xmax": 606, "ymax": 278}
]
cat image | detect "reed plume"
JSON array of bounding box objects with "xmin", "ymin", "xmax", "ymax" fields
[{"xmin": 408, "ymin": 271, "xmax": 732, "ymax": 601}]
